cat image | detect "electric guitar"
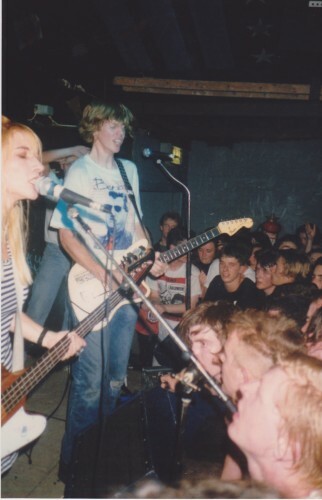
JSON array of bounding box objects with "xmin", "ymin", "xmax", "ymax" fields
[
  {"xmin": 1, "ymin": 251, "xmax": 154, "ymax": 460},
  {"xmin": 68, "ymin": 218, "xmax": 254, "ymax": 331}
]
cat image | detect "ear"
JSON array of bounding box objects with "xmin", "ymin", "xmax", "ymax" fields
[
  {"xmin": 240, "ymin": 365, "xmax": 250, "ymax": 384},
  {"xmin": 275, "ymin": 434, "xmax": 300, "ymax": 464},
  {"xmin": 275, "ymin": 434, "xmax": 288, "ymax": 460}
]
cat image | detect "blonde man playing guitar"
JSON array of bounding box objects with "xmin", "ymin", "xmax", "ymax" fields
[{"xmin": 50, "ymin": 101, "xmax": 166, "ymax": 480}]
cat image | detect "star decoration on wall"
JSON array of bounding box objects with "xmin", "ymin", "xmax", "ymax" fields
[
  {"xmin": 247, "ymin": 18, "xmax": 273, "ymax": 37},
  {"xmin": 251, "ymin": 48, "xmax": 274, "ymax": 63}
]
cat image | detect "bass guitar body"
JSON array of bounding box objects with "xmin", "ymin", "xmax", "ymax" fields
[
  {"xmin": 1, "ymin": 366, "xmax": 47, "ymax": 459},
  {"xmin": 1, "ymin": 407, "xmax": 46, "ymax": 459},
  {"xmin": 1, "ymin": 243, "xmax": 155, "ymax": 461}
]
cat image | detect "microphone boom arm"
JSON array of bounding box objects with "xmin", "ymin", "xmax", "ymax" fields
[{"xmin": 68, "ymin": 207, "xmax": 236, "ymax": 415}]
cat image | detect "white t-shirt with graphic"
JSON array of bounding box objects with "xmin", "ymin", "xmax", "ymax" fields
[{"xmin": 50, "ymin": 155, "xmax": 143, "ymax": 265}]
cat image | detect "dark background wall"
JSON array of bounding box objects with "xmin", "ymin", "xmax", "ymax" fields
[
  {"xmin": 187, "ymin": 139, "xmax": 322, "ymax": 235},
  {"xmin": 28, "ymin": 126, "xmax": 322, "ymax": 260},
  {"xmin": 136, "ymin": 136, "xmax": 322, "ymax": 239}
]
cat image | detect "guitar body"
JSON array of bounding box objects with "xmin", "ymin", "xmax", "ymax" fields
[
  {"xmin": 68, "ymin": 219, "xmax": 254, "ymax": 329},
  {"xmin": 1, "ymin": 242, "xmax": 155, "ymax": 463},
  {"xmin": 1, "ymin": 407, "xmax": 47, "ymax": 459},
  {"xmin": 136, "ymin": 307, "xmax": 159, "ymax": 336},
  {"xmin": 69, "ymin": 266, "xmax": 150, "ymax": 330},
  {"xmin": 1, "ymin": 218, "xmax": 254, "ymax": 463},
  {"xmin": 1, "ymin": 365, "xmax": 26, "ymax": 425},
  {"xmin": 68, "ymin": 239, "xmax": 150, "ymax": 330},
  {"xmin": 1, "ymin": 366, "xmax": 47, "ymax": 459}
]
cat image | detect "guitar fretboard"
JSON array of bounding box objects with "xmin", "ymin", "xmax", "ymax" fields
[
  {"xmin": 2, "ymin": 263, "xmax": 150, "ymax": 417},
  {"xmin": 159, "ymin": 227, "xmax": 219, "ymax": 263}
]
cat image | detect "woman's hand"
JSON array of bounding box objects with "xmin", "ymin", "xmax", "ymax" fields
[{"xmin": 42, "ymin": 330, "xmax": 86, "ymax": 360}]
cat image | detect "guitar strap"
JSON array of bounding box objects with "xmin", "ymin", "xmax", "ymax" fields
[{"xmin": 115, "ymin": 158, "xmax": 152, "ymax": 245}]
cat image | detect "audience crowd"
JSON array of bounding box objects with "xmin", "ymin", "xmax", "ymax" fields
[{"xmin": 2, "ymin": 109, "xmax": 322, "ymax": 498}]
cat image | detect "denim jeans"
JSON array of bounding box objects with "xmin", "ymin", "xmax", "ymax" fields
[
  {"xmin": 61, "ymin": 303, "xmax": 138, "ymax": 466},
  {"xmin": 26, "ymin": 242, "xmax": 71, "ymax": 328}
]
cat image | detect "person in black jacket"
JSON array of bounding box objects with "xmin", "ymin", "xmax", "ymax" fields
[{"xmin": 204, "ymin": 240, "xmax": 262, "ymax": 310}]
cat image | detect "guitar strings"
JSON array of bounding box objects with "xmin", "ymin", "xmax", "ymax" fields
[{"xmin": 2, "ymin": 263, "xmax": 151, "ymax": 416}]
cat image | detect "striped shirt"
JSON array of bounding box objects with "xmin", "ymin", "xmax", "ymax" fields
[{"xmin": 1, "ymin": 249, "xmax": 29, "ymax": 474}]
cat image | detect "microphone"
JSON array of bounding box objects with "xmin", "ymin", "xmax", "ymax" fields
[
  {"xmin": 35, "ymin": 177, "xmax": 112, "ymax": 213},
  {"xmin": 142, "ymin": 148, "xmax": 175, "ymax": 161}
]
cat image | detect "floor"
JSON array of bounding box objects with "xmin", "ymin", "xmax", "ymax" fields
[
  {"xmin": 2, "ymin": 348, "xmax": 223, "ymax": 499},
  {"xmin": 1, "ymin": 361, "xmax": 143, "ymax": 499}
]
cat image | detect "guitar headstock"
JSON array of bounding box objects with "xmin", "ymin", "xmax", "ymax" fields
[
  {"xmin": 121, "ymin": 241, "xmax": 155, "ymax": 278},
  {"xmin": 217, "ymin": 218, "xmax": 254, "ymax": 237}
]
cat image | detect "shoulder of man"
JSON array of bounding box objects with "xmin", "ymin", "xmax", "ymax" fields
[
  {"xmin": 116, "ymin": 157, "xmax": 137, "ymax": 171},
  {"xmin": 208, "ymin": 274, "xmax": 224, "ymax": 290},
  {"xmin": 239, "ymin": 278, "xmax": 263, "ymax": 302}
]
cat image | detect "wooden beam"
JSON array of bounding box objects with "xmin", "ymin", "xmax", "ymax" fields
[
  {"xmin": 114, "ymin": 77, "xmax": 322, "ymax": 101},
  {"xmin": 129, "ymin": 99, "xmax": 322, "ymax": 117}
]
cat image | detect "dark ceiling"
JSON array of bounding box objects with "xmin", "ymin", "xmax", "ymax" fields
[{"xmin": 3, "ymin": 0, "xmax": 322, "ymax": 143}]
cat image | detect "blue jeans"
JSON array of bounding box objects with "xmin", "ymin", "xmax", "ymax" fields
[
  {"xmin": 26, "ymin": 242, "xmax": 71, "ymax": 328},
  {"xmin": 61, "ymin": 303, "xmax": 138, "ymax": 466}
]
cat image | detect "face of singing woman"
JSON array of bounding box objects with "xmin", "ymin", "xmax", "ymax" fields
[{"xmin": 3, "ymin": 130, "xmax": 44, "ymax": 208}]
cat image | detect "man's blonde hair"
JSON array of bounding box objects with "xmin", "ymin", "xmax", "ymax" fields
[
  {"xmin": 278, "ymin": 353, "xmax": 322, "ymax": 490},
  {"xmin": 79, "ymin": 101, "xmax": 134, "ymax": 144},
  {"xmin": 278, "ymin": 249, "xmax": 311, "ymax": 281},
  {"xmin": 226, "ymin": 309, "xmax": 305, "ymax": 363}
]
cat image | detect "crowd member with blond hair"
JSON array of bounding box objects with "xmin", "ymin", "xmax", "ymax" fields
[
  {"xmin": 220, "ymin": 309, "xmax": 304, "ymax": 402},
  {"xmin": 219, "ymin": 309, "xmax": 305, "ymax": 481},
  {"xmin": 271, "ymin": 248, "xmax": 311, "ymax": 288},
  {"xmin": 1, "ymin": 117, "xmax": 85, "ymax": 474},
  {"xmin": 228, "ymin": 353, "xmax": 322, "ymax": 498}
]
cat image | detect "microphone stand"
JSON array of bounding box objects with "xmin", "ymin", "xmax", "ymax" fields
[
  {"xmin": 173, "ymin": 380, "xmax": 195, "ymax": 480},
  {"xmin": 156, "ymin": 159, "xmax": 191, "ymax": 310},
  {"xmin": 68, "ymin": 207, "xmax": 236, "ymax": 414},
  {"xmin": 68, "ymin": 206, "xmax": 236, "ymax": 491}
]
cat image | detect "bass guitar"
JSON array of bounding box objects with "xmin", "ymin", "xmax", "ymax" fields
[
  {"xmin": 68, "ymin": 218, "xmax": 253, "ymax": 331},
  {"xmin": 1, "ymin": 249, "xmax": 154, "ymax": 460}
]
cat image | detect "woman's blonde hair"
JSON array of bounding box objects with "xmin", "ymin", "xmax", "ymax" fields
[{"xmin": 2, "ymin": 116, "xmax": 42, "ymax": 285}]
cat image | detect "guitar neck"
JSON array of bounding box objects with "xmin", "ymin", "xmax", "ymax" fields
[
  {"xmin": 159, "ymin": 226, "xmax": 219, "ymax": 263},
  {"xmin": 2, "ymin": 289, "xmax": 125, "ymax": 417}
]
